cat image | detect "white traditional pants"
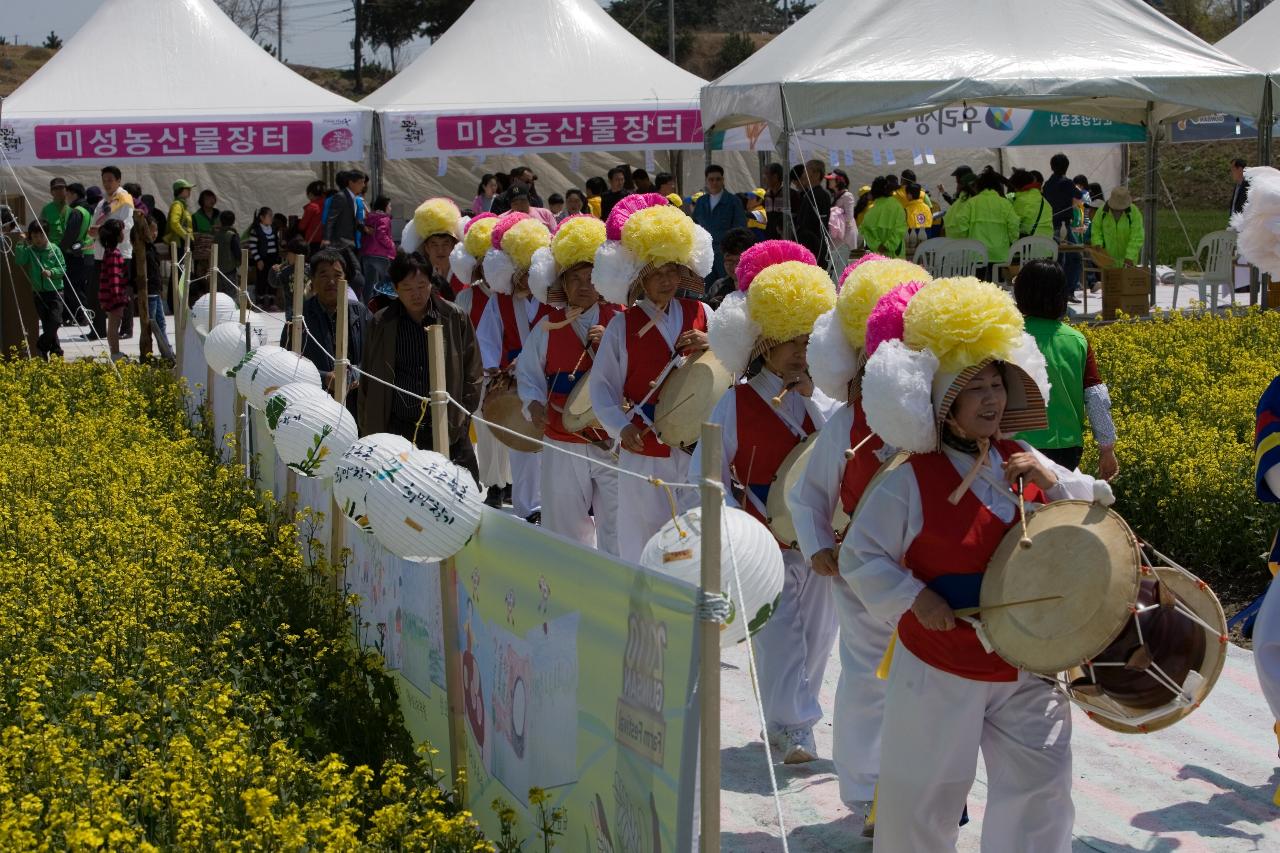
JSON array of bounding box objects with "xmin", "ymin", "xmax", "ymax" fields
[
  {"xmin": 615, "ymin": 449, "xmax": 694, "ymax": 563},
  {"xmin": 474, "ymin": 420, "xmax": 512, "ymax": 490},
  {"xmin": 1253, "ymin": 572, "xmax": 1280, "ymax": 720},
  {"xmin": 875, "ymin": 646, "xmax": 1074, "ymax": 853},
  {"xmin": 509, "ymin": 449, "xmax": 542, "ymax": 518},
  {"xmin": 832, "ymin": 577, "xmax": 895, "ymax": 804},
  {"xmin": 541, "ymin": 438, "xmax": 620, "ymax": 557},
  {"xmin": 752, "ymin": 549, "xmax": 838, "ymax": 732}
]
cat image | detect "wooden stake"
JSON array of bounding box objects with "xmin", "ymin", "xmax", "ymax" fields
[
  {"xmin": 134, "ymin": 223, "xmax": 151, "ymax": 359},
  {"xmin": 170, "ymin": 242, "xmax": 182, "ymax": 373},
  {"xmin": 329, "ymin": 278, "xmax": 349, "ymax": 589},
  {"xmin": 285, "ymin": 253, "xmax": 305, "ymax": 518},
  {"xmin": 699, "ymin": 421, "xmax": 722, "ymax": 853},
  {"xmin": 235, "ymin": 249, "xmax": 250, "ymax": 458},
  {"xmin": 429, "ymin": 323, "xmax": 468, "ymax": 801},
  {"xmin": 207, "ymin": 242, "xmax": 219, "ymax": 420}
]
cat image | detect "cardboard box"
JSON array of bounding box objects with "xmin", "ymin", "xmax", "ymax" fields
[
  {"xmin": 1101, "ymin": 266, "xmax": 1152, "ymax": 296},
  {"xmin": 1101, "ymin": 293, "xmax": 1150, "ymax": 318}
]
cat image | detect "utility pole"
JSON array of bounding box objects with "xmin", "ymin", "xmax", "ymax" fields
[
  {"xmin": 277, "ymin": 0, "xmax": 284, "ymax": 61},
  {"xmin": 668, "ymin": 0, "xmax": 675, "ymax": 63},
  {"xmin": 353, "ymin": 0, "xmax": 364, "ymax": 94}
]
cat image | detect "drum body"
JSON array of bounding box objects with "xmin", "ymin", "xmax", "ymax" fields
[
  {"xmin": 481, "ymin": 375, "xmax": 543, "ymax": 453},
  {"xmin": 652, "ymin": 351, "xmax": 734, "ymax": 449},
  {"xmin": 560, "ymin": 369, "xmax": 599, "ymax": 434},
  {"xmin": 767, "ymin": 432, "xmax": 850, "ymax": 548}
]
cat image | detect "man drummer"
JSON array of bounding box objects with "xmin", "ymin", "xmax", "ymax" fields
[
  {"xmin": 1251, "ymin": 373, "xmax": 1280, "ymax": 768},
  {"xmin": 589, "ymin": 200, "xmax": 715, "ymax": 561},
  {"xmin": 516, "ymin": 216, "xmax": 622, "ymax": 554},
  {"xmin": 786, "ymin": 257, "xmax": 932, "ymax": 828},
  {"xmin": 475, "ymin": 212, "xmax": 553, "ymax": 523},
  {"xmin": 845, "ymin": 277, "xmax": 1113, "ymax": 852},
  {"xmin": 693, "ymin": 239, "xmax": 839, "ymax": 763}
]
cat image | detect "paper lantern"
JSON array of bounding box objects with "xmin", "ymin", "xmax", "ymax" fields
[
  {"xmin": 365, "ymin": 449, "xmax": 484, "ymax": 562},
  {"xmin": 263, "ymin": 382, "xmax": 334, "ymax": 431},
  {"xmin": 232, "ymin": 345, "xmax": 278, "ymax": 400},
  {"xmin": 244, "ymin": 348, "xmax": 323, "ymax": 409},
  {"xmin": 332, "ymin": 433, "xmax": 415, "ymax": 532},
  {"xmin": 271, "ymin": 393, "xmax": 358, "ymax": 478},
  {"xmin": 641, "ymin": 506, "xmax": 784, "ymax": 647},
  {"xmin": 191, "ymin": 291, "xmax": 239, "ymax": 336},
  {"xmin": 204, "ymin": 314, "xmax": 275, "ymax": 377}
]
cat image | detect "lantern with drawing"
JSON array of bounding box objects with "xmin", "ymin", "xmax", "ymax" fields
[
  {"xmin": 270, "ymin": 392, "xmax": 358, "ymax": 479},
  {"xmin": 203, "ymin": 314, "xmax": 275, "ymax": 376},
  {"xmin": 234, "ymin": 346, "xmax": 323, "ymax": 409},
  {"xmin": 332, "ymin": 433, "xmax": 415, "ymax": 532},
  {"xmin": 365, "ymin": 449, "xmax": 484, "ymax": 561},
  {"xmin": 641, "ymin": 506, "xmax": 784, "ymax": 647}
]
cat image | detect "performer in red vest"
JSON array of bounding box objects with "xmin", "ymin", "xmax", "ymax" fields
[
  {"xmin": 845, "ymin": 278, "xmax": 1114, "ymax": 851},
  {"xmin": 785, "ymin": 256, "xmax": 933, "ymax": 830},
  {"xmin": 694, "ymin": 240, "xmax": 838, "ymax": 764},
  {"xmin": 516, "ymin": 216, "xmax": 622, "ymax": 554},
  {"xmin": 588, "ymin": 197, "xmax": 715, "ymax": 561},
  {"xmin": 475, "ymin": 212, "xmax": 552, "ymax": 522}
]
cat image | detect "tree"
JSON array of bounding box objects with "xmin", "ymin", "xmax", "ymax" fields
[
  {"xmin": 214, "ymin": 0, "xmax": 279, "ymax": 45},
  {"xmin": 714, "ymin": 32, "xmax": 756, "ymax": 77},
  {"xmin": 42, "ymin": 31, "xmax": 62, "ymax": 50}
]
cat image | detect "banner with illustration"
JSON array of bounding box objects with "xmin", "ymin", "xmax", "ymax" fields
[{"xmin": 712, "ymin": 106, "xmax": 1145, "ymax": 157}]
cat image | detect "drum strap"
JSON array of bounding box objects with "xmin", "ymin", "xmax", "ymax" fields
[{"xmin": 636, "ymin": 299, "xmax": 681, "ymax": 352}]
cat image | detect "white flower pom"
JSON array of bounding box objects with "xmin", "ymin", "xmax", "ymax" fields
[
  {"xmin": 484, "ymin": 248, "xmax": 516, "ymax": 295},
  {"xmin": 401, "ymin": 218, "xmax": 424, "ymax": 256},
  {"xmin": 862, "ymin": 339, "xmax": 940, "ymax": 453},
  {"xmin": 1233, "ymin": 166, "xmax": 1280, "ymax": 278},
  {"xmin": 688, "ymin": 223, "xmax": 714, "ymax": 278},
  {"xmin": 807, "ymin": 308, "xmax": 861, "ymax": 402},
  {"xmin": 592, "ymin": 240, "xmax": 644, "ymax": 306},
  {"xmin": 707, "ymin": 291, "xmax": 761, "ymax": 377},
  {"xmin": 449, "ymin": 241, "xmax": 477, "ymax": 286},
  {"xmin": 1007, "ymin": 332, "xmax": 1051, "ymax": 402},
  {"xmin": 528, "ymin": 246, "xmax": 557, "ymax": 305}
]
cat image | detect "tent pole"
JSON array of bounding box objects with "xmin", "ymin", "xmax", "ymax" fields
[
  {"xmin": 369, "ymin": 114, "xmax": 384, "ymax": 201},
  {"xmin": 1144, "ymin": 102, "xmax": 1158, "ymax": 303},
  {"xmin": 1256, "ymin": 83, "xmax": 1273, "ymax": 308},
  {"xmin": 780, "ymin": 85, "xmax": 793, "ymax": 241}
]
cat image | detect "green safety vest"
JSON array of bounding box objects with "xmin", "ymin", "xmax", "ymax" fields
[{"xmin": 1015, "ymin": 316, "xmax": 1087, "ymax": 450}]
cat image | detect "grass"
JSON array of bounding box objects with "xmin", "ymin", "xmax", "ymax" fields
[{"xmin": 1150, "ymin": 206, "xmax": 1231, "ymax": 266}]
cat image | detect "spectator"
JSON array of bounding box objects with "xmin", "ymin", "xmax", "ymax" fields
[
  {"xmin": 547, "ymin": 193, "xmax": 565, "ymax": 219},
  {"xmin": 704, "ymin": 227, "xmax": 754, "ymax": 308},
  {"xmin": 491, "ymin": 166, "xmax": 543, "ymax": 214},
  {"xmin": 213, "ymin": 210, "xmax": 241, "ymax": 300},
  {"xmin": 140, "ymin": 217, "xmax": 175, "ymax": 361},
  {"xmin": 323, "ymin": 169, "xmax": 367, "ymax": 251},
  {"xmin": 192, "ymin": 190, "xmax": 219, "ymax": 234},
  {"xmin": 281, "ymin": 249, "xmax": 372, "ymax": 413},
  {"xmin": 599, "ymin": 166, "xmax": 632, "ymax": 221},
  {"xmin": 1012, "ymin": 259, "xmax": 1118, "ymax": 479},
  {"xmin": 10, "ymin": 219, "xmax": 65, "ymax": 358},
  {"xmin": 1042, "ymin": 152, "xmax": 1082, "ymax": 291},
  {"xmin": 936, "ymin": 164, "xmax": 973, "ymax": 206},
  {"xmin": 270, "ymin": 237, "xmax": 309, "ymax": 316},
  {"xmin": 585, "ymin": 176, "xmax": 607, "ymax": 219},
  {"xmin": 361, "ymin": 194, "xmax": 396, "ymax": 301},
  {"xmin": 744, "ymin": 189, "xmax": 768, "ymax": 237},
  {"xmin": 825, "ymin": 168, "xmax": 859, "ymax": 259},
  {"xmin": 563, "ymin": 189, "xmax": 588, "ymax": 217},
  {"xmin": 762, "ymin": 162, "xmax": 801, "ymax": 240},
  {"xmin": 89, "ymin": 167, "xmax": 135, "ymax": 339},
  {"xmin": 1072, "ymin": 174, "xmax": 1092, "ymax": 207},
  {"xmin": 165, "ymin": 179, "xmax": 194, "ymax": 246},
  {"xmin": 1090, "ymin": 186, "xmax": 1144, "ymax": 271},
  {"xmin": 507, "ymin": 185, "xmax": 558, "ymax": 232},
  {"xmin": 902, "ymin": 182, "xmax": 933, "ymax": 232},
  {"xmin": 300, "ymin": 180, "xmax": 325, "ymax": 254},
  {"xmin": 859, "ymin": 176, "xmax": 908, "ymax": 258},
  {"xmin": 247, "ymin": 206, "xmax": 281, "ymax": 306},
  {"xmin": 792, "ymin": 160, "xmax": 833, "ymax": 267},
  {"xmin": 948, "ymin": 168, "xmax": 1020, "ymax": 271},
  {"xmin": 473, "ymin": 173, "xmax": 500, "ymax": 214},
  {"xmin": 60, "ymin": 183, "xmax": 93, "ymax": 324},
  {"xmin": 272, "ymin": 212, "xmax": 291, "ymax": 244},
  {"xmin": 359, "ymin": 251, "xmax": 482, "ymax": 482},
  {"xmin": 633, "ymin": 169, "xmax": 653, "ymax": 193},
  {"xmin": 1009, "ymin": 169, "xmax": 1052, "ymax": 239},
  {"xmin": 1230, "ymin": 157, "xmax": 1248, "ymax": 218},
  {"xmin": 893, "ymin": 169, "xmax": 931, "ymax": 210},
  {"xmin": 654, "ymin": 172, "xmax": 677, "ymax": 196},
  {"xmin": 693, "ymin": 163, "xmax": 747, "ymax": 283},
  {"xmin": 40, "ymin": 178, "xmax": 69, "ymax": 248},
  {"xmin": 96, "ymin": 218, "xmax": 129, "ymax": 361}
]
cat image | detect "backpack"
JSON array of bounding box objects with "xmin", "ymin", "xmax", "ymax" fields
[{"xmin": 827, "ymin": 200, "xmax": 848, "ymax": 244}]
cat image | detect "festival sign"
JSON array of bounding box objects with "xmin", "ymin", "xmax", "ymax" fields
[
  {"xmin": 0, "ymin": 114, "xmax": 363, "ymax": 166},
  {"xmin": 383, "ymin": 107, "xmax": 704, "ymax": 159}
]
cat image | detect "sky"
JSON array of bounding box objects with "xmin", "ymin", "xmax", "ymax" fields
[{"xmin": 12, "ymin": 0, "xmax": 612, "ymax": 71}]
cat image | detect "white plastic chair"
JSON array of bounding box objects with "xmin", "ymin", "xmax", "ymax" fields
[
  {"xmin": 1172, "ymin": 230, "xmax": 1237, "ymax": 310},
  {"xmin": 993, "ymin": 236, "xmax": 1059, "ymax": 287},
  {"xmin": 938, "ymin": 239, "xmax": 990, "ymax": 279},
  {"xmin": 913, "ymin": 237, "xmax": 951, "ymax": 277}
]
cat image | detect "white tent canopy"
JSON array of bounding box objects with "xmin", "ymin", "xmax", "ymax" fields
[
  {"xmin": 1217, "ymin": 2, "xmax": 1280, "ymax": 78},
  {"xmin": 0, "ymin": 0, "xmax": 370, "ymax": 166},
  {"xmin": 364, "ymin": 0, "xmax": 707, "ymax": 159},
  {"xmin": 701, "ymin": 0, "xmax": 1267, "ymax": 134}
]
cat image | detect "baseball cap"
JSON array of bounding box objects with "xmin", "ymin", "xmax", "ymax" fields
[
  {"xmin": 950, "ymin": 165, "xmax": 974, "ymax": 177},
  {"xmin": 507, "ymin": 185, "xmax": 530, "ymax": 201},
  {"xmin": 49, "ymin": 177, "xmax": 67, "ymax": 190},
  {"xmin": 172, "ymin": 179, "xmax": 194, "ymax": 196}
]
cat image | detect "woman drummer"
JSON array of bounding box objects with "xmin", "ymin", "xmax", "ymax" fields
[
  {"xmin": 693, "ymin": 240, "xmax": 839, "ymax": 763},
  {"xmin": 844, "ymin": 277, "xmax": 1114, "ymax": 851}
]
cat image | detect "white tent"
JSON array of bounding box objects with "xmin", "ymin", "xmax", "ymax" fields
[
  {"xmin": 0, "ymin": 0, "xmax": 370, "ymax": 167},
  {"xmin": 363, "ymin": 0, "xmax": 707, "ymax": 160},
  {"xmin": 1217, "ymin": 3, "xmax": 1280, "ymax": 82},
  {"xmin": 701, "ymin": 0, "xmax": 1266, "ymax": 134}
]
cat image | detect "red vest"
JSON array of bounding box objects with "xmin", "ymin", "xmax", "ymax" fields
[
  {"xmin": 544, "ymin": 303, "xmax": 620, "ymax": 444},
  {"xmin": 839, "ymin": 398, "xmax": 886, "ymax": 515},
  {"xmin": 731, "ymin": 383, "xmax": 814, "ymax": 544},
  {"xmin": 897, "ymin": 439, "xmax": 1046, "ymax": 682},
  {"xmin": 621, "ymin": 298, "xmax": 708, "ymax": 458},
  {"xmin": 496, "ymin": 293, "xmax": 550, "ymax": 370},
  {"xmin": 464, "ymin": 284, "xmax": 489, "ymax": 329}
]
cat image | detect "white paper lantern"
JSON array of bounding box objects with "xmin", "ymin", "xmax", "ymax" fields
[
  {"xmin": 271, "ymin": 393, "xmax": 358, "ymax": 478},
  {"xmin": 365, "ymin": 449, "xmax": 484, "ymax": 562},
  {"xmin": 204, "ymin": 314, "xmax": 275, "ymax": 377},
  {"xmin": 263, "ymin": 382, "xmax": 334, "ymax": 431},
  {"xmin": 245, "ymin": 348, "xmax": 323, "ymax": 410},
  {"xmin": 191, "ymin": 291, "xmax": 239, "ymax": 336},
  {"xmin": 232, "ymin": 345, "xmax": 279, "ymax": 399},
  {"xmin": 641, "ymin": 506, "xmax": 785, "ymax": 647},
  {"xmin": 332, "ymin": 433, "xmax": 415, "ymax": 532}
]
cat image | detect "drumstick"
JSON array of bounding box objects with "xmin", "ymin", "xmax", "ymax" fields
[
  {"xmin": 637, "ymin": 391, "xmax": 697, "ymax": 442},
  {"xmin": 1017, "ymin": 475, "xmax": 1032, "ymax": 549},
  {"xmin": 843, "ymin": 432, "xmax": 877, "ymax": 460},
  {"xmin": 953, "ymin": 595, "xmax": 1064, "ymax": 618},
  {"xmin": 772, "ymin": 379, "xmax": 802, "ymax": 407}
]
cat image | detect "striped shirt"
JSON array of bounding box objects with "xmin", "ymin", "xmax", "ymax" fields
[{"xmin": 391, "ymin": 305, "xmax": 438, "ymax": 425}]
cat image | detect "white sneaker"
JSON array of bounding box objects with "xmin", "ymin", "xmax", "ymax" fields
[{"xmin": 779, "ymin": 726, "xmax": 817, "ymax": 764}]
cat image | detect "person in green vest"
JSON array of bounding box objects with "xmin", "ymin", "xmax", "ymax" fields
[
  {"xmin": 860, "ymin": 176, "xmax": 908, "ymax": 258},
  {"xmin": 165, "ymin": 179, "xmax": 194, "ymax": 246},
  {"xmin": 1009, "ymin": 169, "xmax": 1053, "ymax": 239},
  {"xmin": 9, "ymin": 219, "xmax": 66, "ymax": 358},
  {"xmin": 940, "ymin": 169, "xmax": 978, "ymax": 237},
  {"xmin": 1090, "ymin": 186, "xmax": 1144, "ymax": 268},
  {"xmin": 1012, "ymin": 260, "xmax": 1118, "ymax": 479},
  {"xmin": 947, "ymin": 168, "xmax": 1020, "ymax": 267},
  {"xmin": 191, "ymin": 190, "xmax": 219, "ymax": 234},
  {"xmin": 40, "ymin": 177, "xmax": 70, "ymax": 248}
]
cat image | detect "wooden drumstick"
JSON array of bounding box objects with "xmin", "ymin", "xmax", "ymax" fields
[
  {"xmin": 954, "ymin": 595, "xmax": 1063, "ymax": 618},
  {"xmin": 843, "ymin": 432, "xmax": 877, "ymax": 460},
  {"xmin": 637, "ymin": 391, "xmax": 697, "ymax": 442},
  {"xmin": 1017, "ymin": 475, "xmax": 1032, "ymax": 549},
  {"xmin": 772, "ymin": 379, "xmax": 802, "ymax": 407}
]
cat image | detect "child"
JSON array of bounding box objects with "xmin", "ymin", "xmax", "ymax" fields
[
  {"xmin": 213, "ymin": 210, "xmax": 241, "ymax": 302},
  {"xmin": 97, "ymin": 218, "xmax": 129, "ymax": 361},
  {"xmin": 745, "ymin": 189, "xmax": 769, "ymax": 236},
  {"xmin": 247, "ymin": 206, "xmax": 279, "ymax": 307},
  {"xmin": 142, "ymin": 218, "xmax": 176, "ymax": 361},
  {"xmin": 360, "ymin": 195, "xmax": 395, "ymax": 303},
  {"xmin": 11, "ymin": 219, "xmax": 66, "ymax": 358},
  {"xmin": 547, "ymin": 192, "xmax": 565, "ymax": 220}
]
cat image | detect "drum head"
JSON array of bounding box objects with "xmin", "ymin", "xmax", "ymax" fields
[
  {"xmin": 482, "ymin": 389, "xmax": 543, "ymax": 453},
  {"xmin": 653, "ymin": 351, "xmax": 734, "ymax": 449},
  {"xmin": 561, "ymin": 370, "xmax": 598, "ymax": 434},
  {"xmin": 981, "ymin": 500, "xmax": 1141, "ymax": 674},
  {"xmin": 766, "ymin": 433, "xmax": 849, "ymax": 548},
  {"xmin": 1069, "ymin": 565, "xmax": 1226, "ymax": 734}
]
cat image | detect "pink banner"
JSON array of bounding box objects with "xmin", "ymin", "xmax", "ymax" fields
[
  {"xmin": 32, "ymin": 120, "xmax": 318, "ymax": 160},
  {"xmin": 433, "ymin": 109, "xmax": 702, "ymax": 151}
]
